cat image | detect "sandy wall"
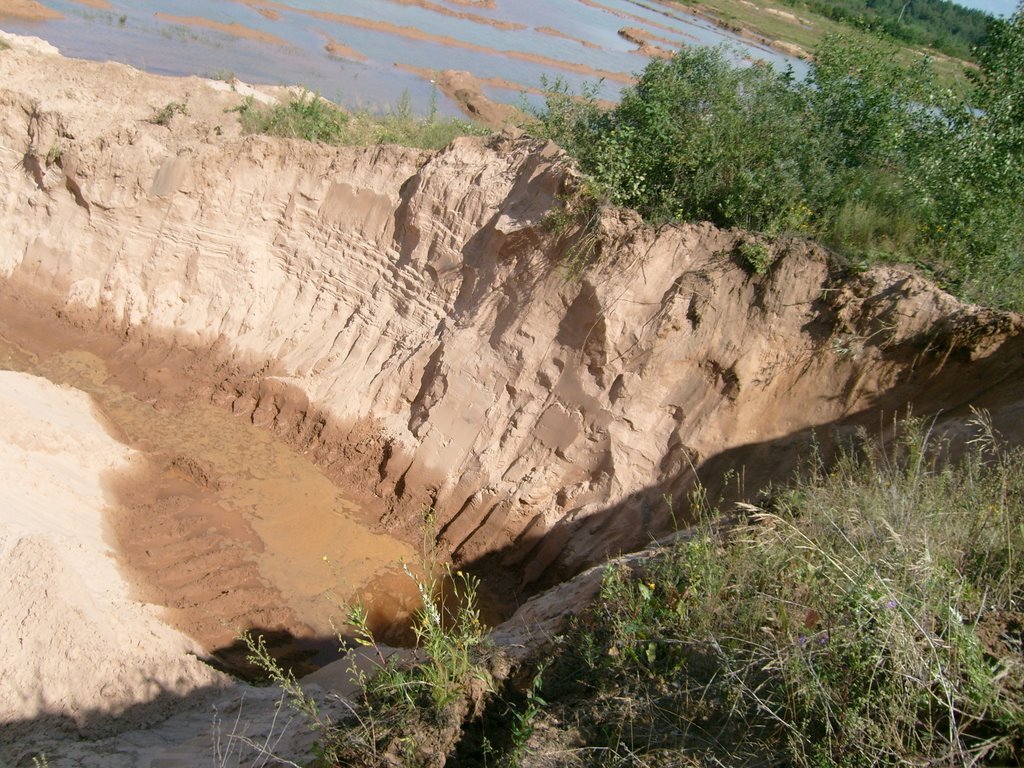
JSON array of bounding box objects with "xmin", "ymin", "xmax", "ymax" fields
[{"xmin": 1, "ymin": 38, "xmax": 1022, "ymax": 604}]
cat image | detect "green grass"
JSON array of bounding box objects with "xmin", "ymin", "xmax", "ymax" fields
[
  {"xmin": 232, "ymin": 90, "xmax": 488, "ymax": 151},
  {"xmin": 530, "ymin": 415, "xmax": 1024, "ymax": 765},
  {"xmin": 245, "ymin": 559, "xmax": 498, "ymax": 767},
  {"xmin": 681, "ymin": 0, "xmax": 977, "ymax": 90}
]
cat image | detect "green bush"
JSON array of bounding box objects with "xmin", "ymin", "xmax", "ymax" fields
[{"xmin": 535, "ymin": 6, "xmax": 1024, "ymax": 309}]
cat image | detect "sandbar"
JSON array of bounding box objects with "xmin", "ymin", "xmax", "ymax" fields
[
  {"xmin": 0, "ymin": 0, "xmax": 63, "ymax": 21},
  {"xmin": 240, "ymin": 0, "xmax": 636, "ymax": 84},
  {"xmin": 536, "ymin": 25, "xmax": 602, "ymax": 50},
  {"xmin": 321, "ymin": 32, "xmax": 368, "ymax": 63},
  {"xmin": 154, "ymin": 13, "xmax": 289, "ymax": 47}
]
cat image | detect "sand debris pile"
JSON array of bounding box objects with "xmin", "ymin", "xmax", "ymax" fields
[{"xmin": 0, "ymin": 371, "xmax": 226, "ymax": 747}]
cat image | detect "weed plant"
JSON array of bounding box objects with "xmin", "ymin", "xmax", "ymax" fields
[
  {"xmin": 536, "ymin": 415, "xmax": 1024, "ymax": 765},
  {"xmin": 245, "ymin": 560, "xmax": 495, "ymax": 766},
  {"xmin": 151, "ymin": 101, "xmax": 188, "ymax": 127},
  {"xmin": 233, "ymin": 90, "xmax": 488, "ymax": 151},
  {"xmin": 534, "ymin": 4, "xmax": 1024, "ymax": 309}
]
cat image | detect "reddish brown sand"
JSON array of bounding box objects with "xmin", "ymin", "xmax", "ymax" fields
[
  {"xmin": 69, "ymin": 0, "xmax": 113, "ymax": 9},
  {"xmin": 153, "ymin": 13, "xmax": 290, "ymax": 47},
  {"xmin": 536, "ymin": 25, "xmax": 602, "ymax": 50},
  {"xmin": 397, "ymin": 64, "xmax": 531, "ymax": 127},
  {"xmin": 237, "ymin": 0, "xmax": 636, "ymax": 83},
  {"xmin": 321, "ymin": 32, "xmax": 368, "ymax": 63},
  {"xmin": 0, "ymin": 0, "xmax": 63, "ymax": 21},
  {"xmin": 382, "ymin": 0, "xmax": 526, "ymax": 31},
  {"xmin": 576, "ymin": 0, "xmax": 700, "ymax": 41},
  {"xmin": 619, "ymin": 26, "xmax": 676, "ymax": 58}
]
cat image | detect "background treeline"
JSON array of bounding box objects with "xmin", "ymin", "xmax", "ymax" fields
[
  {"xmin": 775, "ymin": 0, "xmax": 993, "ymax": 60},
  {"xmin": 537, "ymin": 4, "xmax": 1024, "ymax": 310}
]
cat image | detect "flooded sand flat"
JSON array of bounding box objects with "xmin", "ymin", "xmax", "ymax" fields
[
  {"xmin": 0, "ymin": 315, "xmax": 420, "ymax": 672},
  {"xmin": 1, "ymin": 0, "xmax": 806, "ymax": 117}
]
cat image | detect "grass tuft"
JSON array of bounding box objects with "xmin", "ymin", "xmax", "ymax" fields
[
  {"xmin": 232, "ymin": 90, "xmax": 488, "ymax": 151},
  {"xmin": 532, "ymin": 414, "xmax": 1024, "ymax": 765}
]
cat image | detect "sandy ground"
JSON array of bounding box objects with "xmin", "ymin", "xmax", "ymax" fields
[
  {"xmin": 0, "ymin": 371, "xmax": 226, "ymax": 750},
  {"xmin": 0, "ymin": 0, "xmax": 62, "ymax": 21}
]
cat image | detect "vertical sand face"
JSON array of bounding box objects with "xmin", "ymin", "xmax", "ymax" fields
[{"xmin": 0, "ymin": 369, "xmax": 227, "ymax": 741}]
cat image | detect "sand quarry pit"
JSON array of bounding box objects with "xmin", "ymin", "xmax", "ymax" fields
[{"xmin": 1, "ymin": 35, "xmax": 1024, "ymax": 764}]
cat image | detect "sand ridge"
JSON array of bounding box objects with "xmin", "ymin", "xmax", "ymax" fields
[{"xmin": 234, "ymin": 0, "xmax": 637, "ymax": 83}]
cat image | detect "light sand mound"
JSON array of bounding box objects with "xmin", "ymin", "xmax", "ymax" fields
[{"xmin": 0, "ymin": 371, "xmax": 226, "ymax": 745}]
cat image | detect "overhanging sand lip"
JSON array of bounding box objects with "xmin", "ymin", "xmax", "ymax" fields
[{"xmin": 0, "ymin": 370, "xmax": 225, "ymax": 739}]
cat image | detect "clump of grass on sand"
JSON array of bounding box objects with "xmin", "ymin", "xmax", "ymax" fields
[
  {"xmin": 233, "ymin": 90, "xmax": 488, "ymax": 151},
  {"xmin": 530, "ymin": 414, "xmax": 1024, "ymax": 765}
]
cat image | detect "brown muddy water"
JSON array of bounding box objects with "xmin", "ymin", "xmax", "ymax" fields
[{"xmin": 0, "ymin": 310, "xmax": 422, "ymax": 675}]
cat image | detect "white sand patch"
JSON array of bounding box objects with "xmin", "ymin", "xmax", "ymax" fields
[{"xmin": 0, "ymin": 371, "xmax": 225, "ymax": 746}]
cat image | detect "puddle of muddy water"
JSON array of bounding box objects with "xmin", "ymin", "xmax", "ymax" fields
[{"xmin": 0, "ymin": 329, "xmax": 421, "ymax": 672}]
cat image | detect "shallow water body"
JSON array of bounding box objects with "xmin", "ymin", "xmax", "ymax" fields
[
  {"xmin": 0, "ymin": 326, "xmax": 419, "ymax": 660},
  {"xmin": 2, "ymin": 0, "xmax": 806, "ymax": 115}
]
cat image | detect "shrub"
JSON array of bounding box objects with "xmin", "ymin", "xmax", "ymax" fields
[
  {"xmin": 150, "ymin": 101, "xmax": 188, "ymax": 126},
  {"xmin": 535, "ymin": 11, "xmax": 1024, "ymax": 310},
  {"xmin": 245, "ymin": 561, "xmax": 496, "ymax": 767}
]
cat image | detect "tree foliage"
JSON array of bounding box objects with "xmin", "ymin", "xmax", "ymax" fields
[
  {"xmin": 536, "ymin": 3, "xmax": 1024, "ymax": 309},
  {"xmin": 775, "ymin": 0, "xmax": 993, "ymax": 60}
]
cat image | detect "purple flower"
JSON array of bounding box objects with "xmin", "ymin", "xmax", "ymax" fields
[
  {"xmin": 885, "ymin": 599, "xmax": 898, "ymax": 610},
  {"xmin": 817, "ymin": 633, "xmax": 830, "ymax": 646}
]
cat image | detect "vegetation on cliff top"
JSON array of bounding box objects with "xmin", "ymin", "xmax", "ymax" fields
[
  {"xmin": 522, "ymin": 416, "xmax": 1024, "ymax": 766},
  {"xmin": 233, "ymin": 90, "xmax": 487, "ymax": 151},
  {"xmin": 536, "ymin": 4, "xmax": 1024, "ymax": 310}
]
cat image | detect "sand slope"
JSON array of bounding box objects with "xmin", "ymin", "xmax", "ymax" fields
[{"xmin": 0, "ymin": 371, "xmax": 226, "ymax": 749}]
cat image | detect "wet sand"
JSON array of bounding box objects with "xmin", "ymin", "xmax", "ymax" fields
[
  {"xmin": 0, "ymin": 295, "xmax": 421, "ymax": 674},
  {"xmin": 154, "ymin": 13, "xmax": 290, "ymax": 47},
  {"xmin": 383, "ymin": 0, "xmax": 526, "ymax": 31},
  {"xmin": 322, "ymin": 33, "xmax": 368, "ymax": 63},
  {"xmin": 237, "ymin": 0, "xmax": 637, "ymax": 84},
  {"xmin": 576, "ymin": 0, "xmax": 700, "ymax": 42},
  {"xmin": 536, "ymin": 25, "xmax": 602, "ymax": 50},
  {"xmin": 1, "ymin": 0, "xmax": 62, "ymax": 21},
  {"xmin": 397, "ymin": 64, "xmax": 531, "ymax": 126},
  {"xmin": 619, "ymin": 26, "xmax": 677, "ymax": 58}
]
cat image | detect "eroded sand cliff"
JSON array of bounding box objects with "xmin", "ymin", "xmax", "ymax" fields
[
  {"xmin": 2, "ymin": 33, "xmax": 1024, "ymax": 762},
  {"xmin": 3, "ymin": 36, "xmax": 1023, "ymax": 593}
]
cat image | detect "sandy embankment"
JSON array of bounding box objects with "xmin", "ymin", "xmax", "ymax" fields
[{"xmin": 0, "ymin": 371, "xmax": 225, "ymax": 743}]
